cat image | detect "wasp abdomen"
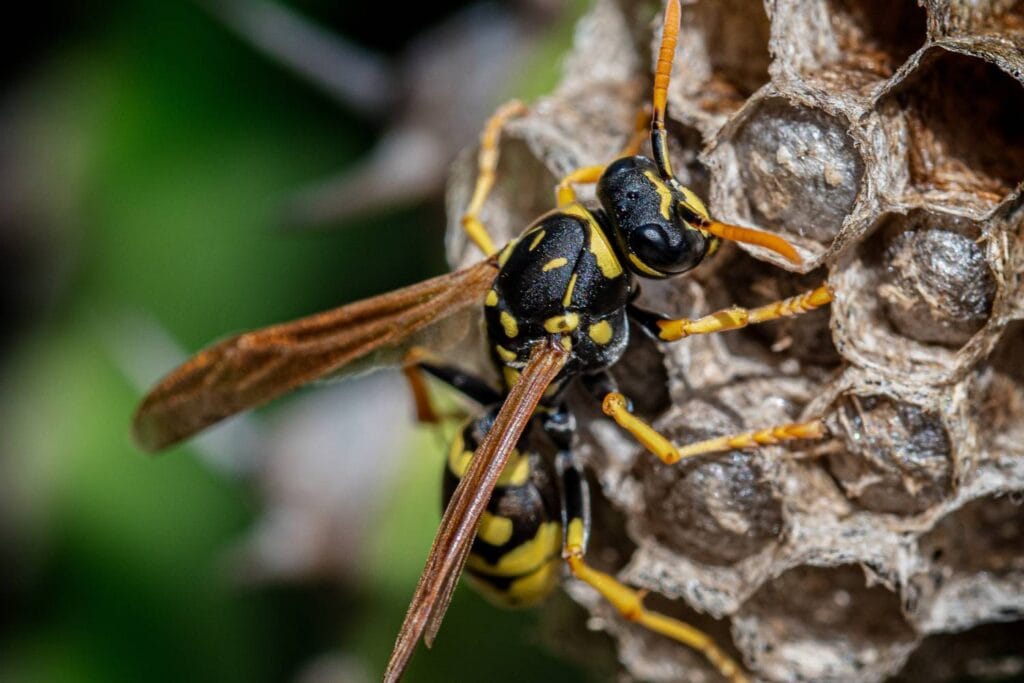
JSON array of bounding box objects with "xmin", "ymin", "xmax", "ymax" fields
[{"xmin": 442, "ymin": 417, "xmax": 562, "ymax": 608}]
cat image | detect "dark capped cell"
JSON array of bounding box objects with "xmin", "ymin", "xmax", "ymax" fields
[
  {"xmin": 733, "ymin": 98, "xmax": 864, "ymax": 243},
  {"xmin": 639, "ymin": 401, "xmax": 785, "ymax": 565},
  {"xmin": 880, "ymin": 228, "xmax": 996, "ymax": 347},
  {"xmin": 827, "ymin": 394, "xmax": 953, "ymax": 515}
]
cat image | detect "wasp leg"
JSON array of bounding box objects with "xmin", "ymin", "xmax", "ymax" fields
[
  {"xmin": 602, "ymin": 390, "xmax": 826, "ymax": 464},
  {"xmin": 402, "ymin": 347, "xmax": 501, "ymax": 423},
  {"xmin": 461, "ymin": 100, "xmax": 528, "ymax": 257},
  {"xmin": 630, "ymin": 283, "xmax": 833, "ymax": 342},
  {"xmin": 555, "ymin": 449, "xmax": 749, "ymax": 683},
  {"xmin": 555, "ymin": 108, "xmax": 649, "ymax": 207}
]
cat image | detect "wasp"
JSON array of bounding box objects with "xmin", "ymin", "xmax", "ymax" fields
[{"xmin": 133, "ymin": 1, "xmax": 834, "ymax": 680}]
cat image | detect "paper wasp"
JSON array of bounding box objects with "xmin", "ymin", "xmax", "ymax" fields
[{"xmin": 133, "ymin": 1, "xmax": 834, "ymax": 679}]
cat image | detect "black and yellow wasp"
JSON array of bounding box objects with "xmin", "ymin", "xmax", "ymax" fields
[{"xmin": 133, "ymin": 1, "xmax": 833, "ymax": 680}]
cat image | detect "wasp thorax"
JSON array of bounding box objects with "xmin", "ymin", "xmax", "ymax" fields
[{"xmin": 596, "ymin": 156, "xmax": 708, "ymax": 279}]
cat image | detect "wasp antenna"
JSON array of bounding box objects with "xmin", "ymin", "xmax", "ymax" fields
[
  {"xmin": 651, "ymin": 0, "xmax": 681, "ymax": 179},
  {"xmin": 704, "ymin": 220, "xmax": 803, "ymax": 265}
]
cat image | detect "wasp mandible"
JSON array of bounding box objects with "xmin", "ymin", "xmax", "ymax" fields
[{"xmin": 133, "ymin": 1, "xmax": 834, "ymax": 680}]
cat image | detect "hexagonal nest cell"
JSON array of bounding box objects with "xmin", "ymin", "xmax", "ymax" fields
[{"xmin": 881, "ymin": 48, "xmax": 1024, "ymax": 209}]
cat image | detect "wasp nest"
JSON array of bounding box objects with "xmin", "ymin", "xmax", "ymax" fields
[{"xmin": 446, "ymin": 0, "xmax": 1024, "ymax": 680}]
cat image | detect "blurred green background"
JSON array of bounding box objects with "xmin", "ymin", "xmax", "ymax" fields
[{"xmin": 0, "ymin": 1, "xmax": 591, "ymax": 681}]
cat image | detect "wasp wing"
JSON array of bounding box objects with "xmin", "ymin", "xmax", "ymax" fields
[
  {"xmin": 383, "ymin": 340, "xmax": 568, "ymax": 683},
  {"xmin": 133, "ymin": 259, "xmax": 498, "ymax": 452}
]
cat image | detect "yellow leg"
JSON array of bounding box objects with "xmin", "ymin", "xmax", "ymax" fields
[
  {"xmin": 563, "ymin": 549, "xmax": 748, "ymax": 683},
  {"xmin": 602, "ymin": 392, "xmax": 826, "ymax": 465},
  {"xmin": 555, "ymin": 108, "xmax": 649, "ymax": 207},
  {"xmin": 461, "ymin": 100, "xmax": 528, "ymax": 257},
  {"xmin": 655, "ymin": 284, "xmax": 833, "ymax": 342}
]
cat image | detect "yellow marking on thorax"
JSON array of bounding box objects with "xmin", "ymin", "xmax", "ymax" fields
[
  {"xmin": 627, "ymin": 252, "xmax": 664, "ymax": 277},
  {"xmin": 485, "ymin": 289, "xmax": 499, "ymax": 306},
  {"xmin": 500, "ymin": 310, "xmax": 519, "ymax": 337},
  {"xmin": 589, "ymin": 225, "xmax": 623, "ymax": 279},
  {"xmin": 466, "ymin": 521, "xmax": 561, "ymax": 576},
  {"xmin": 588, "ymin": 320, "xmax": 613, "ymax": 345},
  {"xmin": 542, "ymin": 257, "xmax": 568, "ymax": 272},
  {"xmin": 560, "ymin": 335, "xmax": 572, "ymax": 352},
  {"xmin": 478, "ymin": 512, "xmax": 514, "ymax": 546},
  {"xmin": 560, "ymin": 203, "xmax": 623, "ymax": 279},
  {"xmin": 503, "ymin": 366, "xmax": 520, "ymax": 388},
  {"xmin": 562, "ymin": 273, "xmax": 578, "ymax": 307},
  {"xmin": 495, "ymin": 345, "xmax": 517, "ymax": 363},
  {"xmin": 544, "ymin": 312, "xmax": 579, "ymax": 333},
  {"xmin": 644, "ymin": 170, "xmax": 673, "ymax": 219},
  {"xmin": 528, "ymin": 229, "xmax": 546, "ymax": 251}
]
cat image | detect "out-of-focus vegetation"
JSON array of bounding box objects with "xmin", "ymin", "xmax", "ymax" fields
[{"xmin": 0, "ymin": 1, "xmax": 588, "ymax": 681}]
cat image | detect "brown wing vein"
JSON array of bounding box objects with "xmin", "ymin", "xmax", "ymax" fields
[
  {"xmin": 133, "ymin": 259, "xmax": 498, "ymax": 452},
  {"xmin": 383, "ymin": 340, "xmax": 569, "ymax": 683}
]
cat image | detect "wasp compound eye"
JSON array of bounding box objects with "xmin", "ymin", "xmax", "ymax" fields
[{"xmin": 627, "ymin": 222, "xmax": 707, "ymax": 276}]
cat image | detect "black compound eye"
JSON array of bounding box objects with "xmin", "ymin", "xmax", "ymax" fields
[{"xmin": 627, "ymin": 222, "xmax": 706, "ymax": 275}]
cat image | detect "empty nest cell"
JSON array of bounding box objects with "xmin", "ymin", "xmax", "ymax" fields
[
  {"xmin": 674, "ymin": 0, "xmax": 771, "ymax": 120},
  {"xmin": 729, "ymin": 97, "xmax": 864, "ymax": 245},
  {"xmin": 917, "ymin": 492, "xmax": 1024, "ymax": 577},
  {"xmin": 975, "ymin": 327, "xmax": 1024, "ymax": 459},
  {"xmin": 891, "ymin": 619, "xmax": 1024, "ymax": 682},
  {"xmin": 823, "ymin": 0, "xmax": 927, "ymax": 89},
  {"xmin": 880, "ymin": 48, "xmax": 1024, "ymax": 207},
  {"xmin": 734, "ymin": 564, "xmax": 917, "ymax": 681},
  {"xmin": 826, "ymin": 393, "xmax": 953, "ymax": 515}
]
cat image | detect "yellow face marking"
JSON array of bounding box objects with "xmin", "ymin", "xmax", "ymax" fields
[
  {"xmin": 560, "ymin": 335, "xmax": 572, "ymax": 352},
  {"xmin": 542, "ymin": 257, "xmax": 568, "ymax": 272},
  {"xmin": 500, "ymin": 310, "xmax": 519, "ymax": 338},
  {"xmin": 497, "ymin": 240, "xmax": 516, "ymax": 267},
  {"xmin": 466, "ymin": 521, "xmax": 561, "ymax": 576},
  {"xmin": 503, "ymin": 366, "xmax": 520, "ymax": 388},
  {"xmin": 588, "ymin": 320, "xmax": 613, "ymax": 345},
  {"xmin": 495, "ymin": 345, "xmax": 517, "ymax": 363},
  {"xmin": 485, "ymin": 289, "xmax": 499, "ymax": 306},
  {"xmin": 543, "ymin": 312, "xmax": 579, "ymax": 334},
  {"xmin": 478, "ymin": 512, "xmax": 514, "ymax": 546},
  {"xmin": 644, "ymin": 170, "xmax": 673, "ymax": 219},
  {"xmin": 680, "ymin": 185, "xmax": 710, "ymax": 219},
  {"xmin": 528, "ymin": 229, "xmax": 546, "ymax": 251},
  {"xmin": 627, "ymin": 252, "xmax": 664, "ymax": 277},
  {"xmin": 562, "ymin": 273, "xmax": 577, "ymax": 307}
]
